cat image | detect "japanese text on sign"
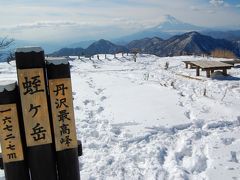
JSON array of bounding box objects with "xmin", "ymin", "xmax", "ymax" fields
[
  {"xmin": 49, "ymin": 78, "xmax": 77, "ymax": 151},
  {"xmin": 0, "ymin": 104, "xmax": 24, "ymax": 163},
  {"xmin": 18, "ymin": 68, "xmax": 52, "ymax": 147}
]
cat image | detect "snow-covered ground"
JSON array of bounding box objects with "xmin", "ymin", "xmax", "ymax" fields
[{"xmin": 0, "ymin": 54, "xmax": 240, "ymax": 180}]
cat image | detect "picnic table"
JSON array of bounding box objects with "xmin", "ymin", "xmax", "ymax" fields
[{"xmin": 183, "ymin": 61, "xmax": 233, "ymax": 77}]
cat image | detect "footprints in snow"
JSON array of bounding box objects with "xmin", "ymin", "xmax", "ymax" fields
[
  {"xmin": 95, "ymin": 88, "xmax": 105, "ymax": 95},
  {"xmin": 83, "ymin": 99, "xmax": 94, "ymax": 106},
  {"xmin": 82, "ymin": 78, "xmax": 108, "ymax": 121},
  {"xmin": 100, "ymin": 96, "xmax": 107, "ymax": 101}
]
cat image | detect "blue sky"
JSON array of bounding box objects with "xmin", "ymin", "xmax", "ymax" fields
[{"xmin": 0, "ymin": 0, "xmax": 240, "ymax": 43}]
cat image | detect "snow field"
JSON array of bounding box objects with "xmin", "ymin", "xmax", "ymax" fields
[{"xmin": 0, "ymin": 54, "xmax": 240, "ymax": 179}]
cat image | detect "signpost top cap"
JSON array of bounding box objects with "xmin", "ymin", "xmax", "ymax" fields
[
  {"xmin": 0, "ymin": 80, "xmax": 17, "ymax": 92},
  {"xmin": 16, "ymin": 46, "xmax": 43, "ymax": 53},
  {"xmin": 46, "ymin": 57, "xmax": 69, "ymax": 65}
]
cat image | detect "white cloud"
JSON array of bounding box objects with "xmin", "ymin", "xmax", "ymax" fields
[
  {"xmin": 0, "ymin": 19, "xmax": 148, "ymax": 42},
  {"xmin": 236, "ymin": 4, "xmax": 240, "ymax": 8},
  {"xmin": 16, "ymin": 21, "xmax": 78, "ymax": 29},
  {"xmin": 209, "ymin": 0, "xmax": 225, "ymax": 6},
  {"xmin": 0, "ymin": 21, "xmax": 89, "ymax": 33},
  {"xmin": 0, "ymin": 18, "xmax": 148, "ymax": 32}
]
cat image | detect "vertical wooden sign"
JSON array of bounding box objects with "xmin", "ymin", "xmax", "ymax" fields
[
  {"xmin": 0, "ymin": 81, "xmax": 30, "ymax": 180},
  {"xmin": 15, "ymin": 47, "xmax": 57, "ymax": 180},
  {"xmin": 0, "ymin": 104, "xmax": 24, "ymax": 163},
  {"xmin": 46, "ymin": 58, "xmax": 80, "ymax": 180},
  {"xmin": 48, "ymin": 78, "xmax": 77, "ymax": 151},
  {"xmin": 17, "ymin": 68, "xmax": 52, "ymax": 147}
]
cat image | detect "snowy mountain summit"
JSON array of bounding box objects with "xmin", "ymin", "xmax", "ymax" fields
[
  {"xmin": 154, "ymin": 15, "xmax": 204, "ymax": 32},
  {"xmin": 157, "ymin": 15, "xmax": 184, "ymax": 28}
]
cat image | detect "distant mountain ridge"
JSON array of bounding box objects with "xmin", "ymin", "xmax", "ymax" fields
[
  {"xmin": 52, "ymin": 39, "xmax": 128, "ymax": 57},
  {"xmin": 51, "ymin": 32, "xmax": 240, "ymax": 57},
  {"xmin": 130, "ymin": 31, "xmax": 238, "ymax": 57},
  {"xmin": 126, "ymin": 37, "xmax": 164, "ymax": 52},
  {"xmin": 85, "ymin": 39, "xmax": 127, "ymax": 55}
]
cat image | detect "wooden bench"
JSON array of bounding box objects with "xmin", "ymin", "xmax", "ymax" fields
[{"xmin": 190, "ymin": 61, "xmax": 233, "ymax": 78}]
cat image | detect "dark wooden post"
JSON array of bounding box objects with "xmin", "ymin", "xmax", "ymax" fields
[
  {"xmin": 133, "ymin": 54, "xmax": 137, "ymax": 62},
  {"xmin": 0, "ymin": 81, "xmax": 30, "ymax": 180},
  {"xmin": 46, "ymin": 58, "xmax": 80, "ymax": 180},
  {"xmin": 15, "ymin": 47, "xmax": 58, "ymax": 180},
  {"xmin": 206, "ymin": 69, "xmax": 211, "ymax": 78},
  {"xmin": 223, "ymin": 68, "xmax": 227, "ymax": 75},
  {"xmin": 196, "ymin": 67, "xmax": 200, "ymax": 76},
  {"xmin": 0, "ymin": 154, "xmax": 3, "ymax": 169}
]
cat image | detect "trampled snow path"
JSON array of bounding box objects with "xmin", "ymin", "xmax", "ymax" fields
[{"xmin": 0, "ymin": 54, "xmax": 240, "ymax": 180}]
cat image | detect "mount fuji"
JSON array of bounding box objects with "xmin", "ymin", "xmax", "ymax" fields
[
  {"xmin": 113, "ymin": 15, "xmax": 205, "ymax": 44},
  {"xmin": 152, "ymin": 15, "xmax": 204, "ymax": 32}
]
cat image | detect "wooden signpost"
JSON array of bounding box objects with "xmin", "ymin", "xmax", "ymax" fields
[
  {"xmin": 15, "ymin": 47, "xmax": 58, "ymax": 180},
  {"xmin": 0, "ymin": 81, "xmax": 30, "ymax": 180},
  {"xmin": 46, "ymin": 58, "xmax": 80, "ymax": 180},
  {"xmin": 0, "ymin": 47, "xmax": 82, "ymax": 180}
]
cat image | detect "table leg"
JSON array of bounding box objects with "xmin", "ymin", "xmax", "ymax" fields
[
  {"xmin": 206, "ymin": 70, "xmax": 211, "ymax": 78},
  {"xmin": 196, "ymin": 67, "xmax": 200, "ymax": 76},
  {"xmin": 223, "ymin": 69, "xmax": 227, "ymax": 75}
]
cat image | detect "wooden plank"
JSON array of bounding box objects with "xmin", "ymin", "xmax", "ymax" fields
[
  {"xmin": 191, "ymin": 61, "xmax": 233, "ymax": 69},
  {"xmin": 221, "ymin": 60, "xmax": 240, "ymax": 65},
  {"xmin": 201, "ymin": 67, "xmax": 232, "ymax": 71},
  {"xmin": 18, "ymin": 68, "xmax": 52, "ymax": 147},
  {"xmin": 0, "ymin": 104, "xmax": 24, "ymax": 163},
  {"xmin": 48, "ymin": 78, "xmax": 78, "ymax": 151}
]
